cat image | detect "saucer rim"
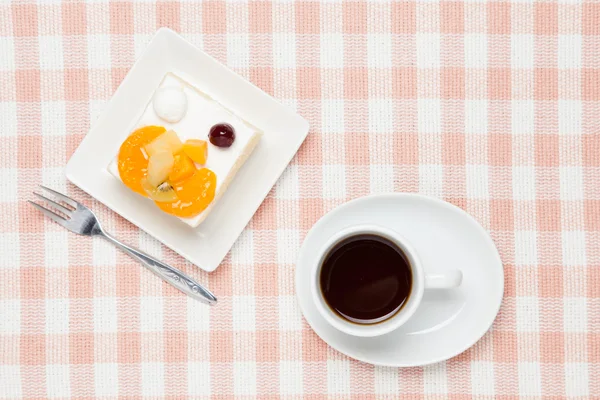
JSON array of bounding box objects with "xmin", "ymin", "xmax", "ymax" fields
[{"xmin": 295, "ymin": 193, "xmax": 504, "ymax": 367}]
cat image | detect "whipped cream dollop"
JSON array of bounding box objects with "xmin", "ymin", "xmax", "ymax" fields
[{"xmin": 153, "ymin": 86, "xmax": 188, "ymax": 123}]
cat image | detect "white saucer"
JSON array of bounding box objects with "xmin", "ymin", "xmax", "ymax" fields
[{"xmin": 295, "ymin": 194, "xmax": 504, "ymax": 367}]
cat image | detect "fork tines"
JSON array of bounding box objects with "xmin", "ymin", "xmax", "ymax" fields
[{"xmin": 29, "ymin": 186, "xmax": 77, "ymax": 223}]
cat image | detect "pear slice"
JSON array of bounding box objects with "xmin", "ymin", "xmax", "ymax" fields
[
  {"xmin": 146, "ymin": 151, "xmax": 174, "ymax": 187},
  {"xmin": 145, "ymin": 130, "xmax": 184, "ymax": 158}
]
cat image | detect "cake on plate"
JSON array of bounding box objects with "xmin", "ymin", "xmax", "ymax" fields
[{"xmin": 109, "ymin": 73, "xmax": 262, "ymax": 227}]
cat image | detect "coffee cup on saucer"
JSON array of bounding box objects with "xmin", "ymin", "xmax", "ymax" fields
[{"xmin": 310, "ymin": 224, "xmax": 463, "ymax": 338}]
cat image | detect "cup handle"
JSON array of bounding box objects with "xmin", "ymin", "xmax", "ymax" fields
[{"xmin": 424, "ymin": 270, "xmax": 463, "ymax": 289}]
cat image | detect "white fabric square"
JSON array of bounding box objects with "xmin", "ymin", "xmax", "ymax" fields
[
  {"xmin": 44, "ymin": 230, "xmax": 69, "ymax": 269},
  {"xmin": 187, "ymin": 362, "xmax": 210, "ymax": 396},
  {"xmin": 423, "ymin": 363, "xmax": 448, "ymax": 394},
  {"xmin": 231, "ymin": 229, "xmax": 254, "ymax": 265},
  {"xmin": 563, "ymin": 297, "xmax": 587, "ymax": 332},
  {"xmin": 466, "ymin": 165, "xmax": 490, "ymax": 199},
  {"xmin": 41, "ymin": 167, "xmax": 68, "ymax": 194},
  {"xmin": 0, "ymin": 37, "xmax": 15, "ymax": 71},
  {"xmin": 0, "ymin": 233, "xmax": 19, "ymax": 269},
  {"xmin": 280, "ymin": 361, "xmax": 303, "ymax": 395},
  {"xmin": 518, "ymin": 362, "xmax": 542, "ymax": 397},
  {"xmin": 187, "ymin": 296, "xmax": 210, "ymax": 332},
  {"xmin": 92, "ymin": 237, "xmax": 116, "ymax": 266},
  {"xmin": 417, "ymin": 33, "xmax": 440, "ymax": 68},
  {"xmin": 465, "ymin": 100, "xmax": 488, "ymax": 135},
  {"xmin": 513, "ymin": 167, "xmax": 536, "ymax": 201},
  {"xmin": 464, "ymin": 34, "xmax": 487, "ymax": 68},
  {"xmin": 0, "ymin": 169, "xmax": 18, "ymax": 202},
  {"xmin": 562, "ymin": 230, "xmax": 586, "ymax": 266},
  {"xmin": 558, "ymin": 100, "xmax": 582, "ymax": 135},
  {"xmin": 370, "ymin": 164, "xmax": 394, "ymax": 194},
  {"xmin": 470, "ymin": 361, "xmax": 495, "ymax": 395},
  {"xmin": 278, "ymin": 295, "xmax": 303, "ymax": 331},
  {"xmin": 560, "ymin": 166, "xmax": 584, "ymax": 201},
  {"xmin": 234, "ymin": 362, "xmax": 257, "ymax": 396},
  {"xmin": 94, "ymin": 363, "xmax": 118, "ymax": 397},
  {"xmin": 558, "ymin": 35, "xmax": 582, "ymax": 69},
  {"xmin": 327, "ymin": 359, "xmax": 350, "ymax": 394},
  {"xmin": 322, "ymin": 100, "xmax": 345, "ymax": 134},
  {"xmin": 87, "ymin": 34, "xmax": 112, "ymax": 69},
  {"xmin": 46, "ymin": 365, "xmax": 71, "ymax": 398},
  {"xmin": 140, "ymin": 296, "xmax": 164, "ymax": 332},
  {"xmin": 514, "ymin": 230, "xmax": 538, "ymax": 266},
  {"xmin": 233, "ymin": 295, "xmax": 256, "ymax": 331},
  {"xmin": 39, "ymin": 36, "xmax": 64, "ymax": 70},
  {"xmin": 374, "ymin": 366, "xmax": 398, "ymax": 394},
  {"xmin": 565, "ymin": 363, "xmax": 589, "ymax": 397},
  {"xmin": 276, "ymin": 164, "xmax": 299, "ymax": 199},
  {"xmin": 142, "ymin": 362, "xmax": 165, "ymax": 397},
  {"xmin": 320, "ymin": 34, "xmax": 344, "ymax": 68},
  {"xmin": 418, "ymin": 99, "xmax": 441, "ymax": 134},
  {"xmin": 0, "ymin": 300, "xmax": 20, "ymax": 334},
  {"xmin": 277, "ymin": 229, "xmax": 300, "ymax": 265},
  {"xmin": 511, "ymin": 34, "xmax": 534, "ymax": 69},
  {"xmin": 322, "ymin": 165, "xmax": 346, "ymax": 199},
  {"xmin": 419, "ymin": 164, "xmax": 443, "ymax": 198},
  {"xmin": 45, "ymin": 298, "xmax": 69, "ymax": 334},
  {"xmin": 227, "ymin": 3, "xmax": 249, "ymax": 27},
  {"xmin": 227, "ymin": 34, "xmax": 250, "ymax": 68},
  {"xmin": 273, "ymin": 33, "xmax": 297, "ymax": 68},
  {"xmin": 512, "ymin": 100, "xmax": 534, "ymax": 135},
  {"xmin": 94, "ymin": 297, "xmax": 117, "ymax": 333},
  {"xmin": 368, "ymin": 99, "xmax": 394, "ymax": 133},
  {"xmin": 367, "ymin": 34, "xmax": 392, "ymax": 68},
  {"xmin": 516, "ymin": 296, "xmax": 540, "ymax": 332},
  {"xmin": 0, "ymin": 103, "xmax": 17, "ymax": 138},
  {"xmin": 41, "ymin": 102, "xmax": 66, "ymax": 137},
  {"xmin": 0, "ymin": 365, "xmax": 21, "ymax": 398}
]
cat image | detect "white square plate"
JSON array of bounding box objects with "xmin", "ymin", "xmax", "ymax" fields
[{"xmin": 66, "ymin": 28, "xmax": 309, "ymax": 272}]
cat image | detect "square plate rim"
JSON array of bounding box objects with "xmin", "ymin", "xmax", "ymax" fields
[{"xmin": 65, "ymin": 28, "xmax": 310, "ymax": 272}]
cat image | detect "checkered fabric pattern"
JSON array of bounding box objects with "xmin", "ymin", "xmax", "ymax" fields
[{"xmin": 1, "ymin": 0, "xmax": 599, "ymax": 398}]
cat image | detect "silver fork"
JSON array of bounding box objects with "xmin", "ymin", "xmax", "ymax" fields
[{"xmin": 29, "ymin": 186, "xmax": 217, "ymax": 305}]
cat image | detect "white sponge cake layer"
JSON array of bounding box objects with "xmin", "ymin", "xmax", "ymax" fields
[{"xmin": 108, "ymin": 73, "xmax": 262, "ymax": 228}]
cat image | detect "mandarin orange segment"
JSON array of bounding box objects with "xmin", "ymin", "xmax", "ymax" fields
[
  {"xmin": 118, "ymin": 126, "xmax": 166, "ymax": 196},
  {"xmin": 169, "ymin": 152, "xmax": 196, "ymax": 183},
  {"xmin": 183, "ymin": 139, "xmax": 208, "ymax": 164},
  {"xmin": 155, "ymin": 168, "xmax": 217, "ymax": 218}
]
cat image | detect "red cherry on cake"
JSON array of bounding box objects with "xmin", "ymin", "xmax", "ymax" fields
[{"xmin": 208, "ymin": 123, "xmax": 235, "ymax": 148}]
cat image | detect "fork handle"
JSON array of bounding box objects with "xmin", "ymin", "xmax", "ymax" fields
[{"xmin": 99, "ymin": 232, "xmax": 217, "ymax": 305}]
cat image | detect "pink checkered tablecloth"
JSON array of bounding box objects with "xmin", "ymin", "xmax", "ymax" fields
[{"xmin": 1, "ymin": 0, "xmax": 599, "ymax": 398}]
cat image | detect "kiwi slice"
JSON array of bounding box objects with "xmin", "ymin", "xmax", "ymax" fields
[{"xmin": 141, "ymin": 178, "xmax": 178, "ymax": 203}]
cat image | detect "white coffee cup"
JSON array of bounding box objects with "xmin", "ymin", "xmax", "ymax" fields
[{"xmin": 310, "ymin": 224, "xmax": 462, "ymax": 337}]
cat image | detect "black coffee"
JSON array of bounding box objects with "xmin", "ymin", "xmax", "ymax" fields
[{"xmin": 320, "ymin": 234, "xmax": 412, "ymax": 324}]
